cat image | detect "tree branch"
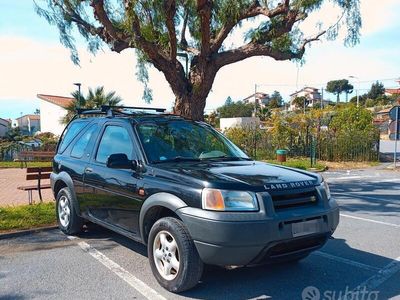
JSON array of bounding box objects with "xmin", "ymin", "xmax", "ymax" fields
[
  {"xmin": 164, "ymin": 0, "xmax": 177, "ymax": 59},
  {"xmin": 210, "ymin": 1, "xmax": 290, "ymax": 53},
  {"xmin": 91, "ymin": 0, "xmax": 119, "ymax": 40},
  {"xmin": 197, "ymin": 0, "xmax": 212, "ymax": 56},
  {"xmin": 180, "ymin": 7, "xmax": 189, "ymax": 47}
]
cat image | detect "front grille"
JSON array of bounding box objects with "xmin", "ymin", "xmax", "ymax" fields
[{"xmin": 270, "ymin": 188, "xmax": 318, "ymax": 210}]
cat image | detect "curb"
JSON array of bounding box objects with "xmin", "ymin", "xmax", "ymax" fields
[{"xmin": 0, "ymin": 225, "xmax": 58, "ymax": 240}]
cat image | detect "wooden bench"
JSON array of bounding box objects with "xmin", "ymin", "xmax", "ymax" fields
[
  {"xmin": 17, "ymin": 167, "xmax": 52, "ymax": 204},
  {"xmin": 15, "ymin": 151, "xmax": 55, "ymax": 168}
]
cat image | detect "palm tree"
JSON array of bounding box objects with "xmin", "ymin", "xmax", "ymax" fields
[{"xmin": 62, "ymin": 86, "xmax": 123, "ymax": 124}]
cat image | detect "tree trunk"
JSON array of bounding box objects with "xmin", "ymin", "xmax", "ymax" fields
[
  {"xmin": 171, "ymin": 62, "xmax": 217, "ymax": 121},
  {"xmin": 173, "ymin": 94, "xmax": 206, "ymax": 121}
]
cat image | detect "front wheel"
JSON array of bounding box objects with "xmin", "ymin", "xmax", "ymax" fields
[
  {"xmin": 148, "ymin": 217, "xmax": 203, "ymax": 292},
  {"xmin": 56, "ymin": 187, "xmax": 83, "ymax": 235}
]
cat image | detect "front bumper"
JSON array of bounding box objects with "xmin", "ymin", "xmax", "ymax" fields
[{"xmin": 177, "ymin": 190, "xmax": 339, "ymax": 266}]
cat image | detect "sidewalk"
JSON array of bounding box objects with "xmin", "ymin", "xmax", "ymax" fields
[{"xmin": 0, "ymin": 168, "xmax": 53, "ymax": 206}]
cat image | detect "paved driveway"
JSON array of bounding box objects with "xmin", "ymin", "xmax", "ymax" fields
[
  {"xmin": 1, "ymin": 167, "xmax": 399, "ymax": 299},
  {"xmin": 0, "ymin": 168, "xmax": 53, "ymax": 206}
]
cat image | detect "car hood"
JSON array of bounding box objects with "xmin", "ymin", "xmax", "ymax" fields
[{"xmin": 153, "ymin": 160, "xmax": 320, "ymax": 191}]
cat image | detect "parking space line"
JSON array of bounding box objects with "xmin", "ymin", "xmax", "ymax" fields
[
  {"xmin": 341, "ymin": 256, "xmax": 400, "ymax": 299},
  {"xmin": 77, "ymin": 241, "xmax": 167, "ymax": 300},
  {"xmin": 340, "ymin": 213, "xmax": 400, "ymax": 229},
  {"xmin": 313, "ymin": 251, "xmax": 379, "ymax": 272},
  {"xmin": 333, "ymin": 192, "xmax": 398, "ymax": 203}
]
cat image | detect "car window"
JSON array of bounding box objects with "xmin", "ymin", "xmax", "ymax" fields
[
  {"xmin": 58, "ymin": 121, "xmax": 88, "ymax": 153},
  {"xmin": 96, "ymin": 126, "xmax": 133, "ymax": 164},
  {"xmin": 70, "ymin": 125, "xmax": 98, "ymax": 159},
  {"xmin": 136, "ymin": 121, "xmax": 248, "ymax": 163}
]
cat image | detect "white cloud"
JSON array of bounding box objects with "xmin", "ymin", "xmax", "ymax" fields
[{"xmin": 0, "ymin": 36, "xmax": 175, "ymax": 109}]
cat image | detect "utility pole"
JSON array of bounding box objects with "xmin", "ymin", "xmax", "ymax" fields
[
  {"xmin": 321, "ymin": 88, "xmax": 324, "ymax": 109},
  {"xmin": 254, "ymin": 84, "xmax": 257, "ymax": 117}
]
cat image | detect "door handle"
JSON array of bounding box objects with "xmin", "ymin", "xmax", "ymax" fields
[{"xmin": 85, "ymin": 167, "xmax": 93, "ymax": 173}]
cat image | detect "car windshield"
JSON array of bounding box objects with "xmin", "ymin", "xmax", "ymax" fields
[{"xmin": 136, "ymin": 120, "xmax": 250, "ymax": 164}]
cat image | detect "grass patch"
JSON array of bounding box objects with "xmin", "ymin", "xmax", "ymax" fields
[
  {"xmin": 265, "ymin": 158, "xmax": 326, "ymax": 171},
  {"xmin": 0, "ymin": 161, "xmax": 52, "ymax": 168},
  {"xmin": 0, "ymin": 202, "xmax": 56, "ymax": 232}
]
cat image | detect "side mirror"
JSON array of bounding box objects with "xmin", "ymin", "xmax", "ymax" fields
[{"xmin": 106, "ymin": 153, "xmax": 137, "ymax": 170}]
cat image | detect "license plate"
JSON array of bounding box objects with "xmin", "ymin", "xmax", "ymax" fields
[{"xmin": 292, "ymin": 219, "xmax": 321, "ymax": 237}]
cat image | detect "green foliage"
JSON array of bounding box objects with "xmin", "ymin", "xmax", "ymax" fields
[
  {"xmin": 217, "ymin": 101, "xmax": 254, "ymax": 118},
  {"xmin": 292, "ymin": 96, "xmax": 308, "ymax": 109},
  {"xmin": 63, "ymin": 86, "xmax": 123, "ymax": 124},
  {"xmin": 225, "ymin": 96, "xmax": 234, "ymax": 106},
  {"xmin": 224, "ymin": 106, "xmax": 379, "ymax": 162},
  {"xmin": 367, "ymin": 81, "xmax": 385, "ymax": 100},
  {"xmin": 329, "ymin": 105, "xmax": 374, "ymax": 133},
  {"xmin": 326, "ymin": 79, "xmax": 353, "ymax": 102},
  {"xmin": 5, "ymin": 127, "xmax": 23, "ymax": 142},
  {"xmin": 269, "ymin": 91, "xmax": 283, "ymax": 108},
  {"xmin": 0, "ymin": 202, "xmax": 55, "ymax": 231}
]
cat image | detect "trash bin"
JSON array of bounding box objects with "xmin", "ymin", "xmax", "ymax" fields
[{"xmin": 276, "ymin": 149, "xmax": 287, "ymax": 162}]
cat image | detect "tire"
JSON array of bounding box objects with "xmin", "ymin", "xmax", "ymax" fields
[
  {"xmin": 56, "ymin": 187, "xmax": 83, "ymax": 235},
  {"xmin": 148, "ymin": 217, "xmax": 204, "ymax": 293}
]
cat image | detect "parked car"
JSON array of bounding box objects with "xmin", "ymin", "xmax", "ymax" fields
[{"xmin": 51, "ymin": 106, "xmax": 339, "ymax": 292}]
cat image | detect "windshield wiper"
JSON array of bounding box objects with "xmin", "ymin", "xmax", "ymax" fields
[
  {"xmin": 201, "ymin": 155, "xmax": 252, "ymax": 161},
  {"xmin": 151, "ymin": 156, "xmax": 201, "ymax": 164}
]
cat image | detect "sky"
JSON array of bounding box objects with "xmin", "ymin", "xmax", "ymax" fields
[{"xmin": 0, "ymin": 0, "xmax": 400, "ymax": 119}]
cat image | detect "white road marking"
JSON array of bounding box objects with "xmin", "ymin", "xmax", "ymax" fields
[
  {"xmin": 340, "ymin": 213, "xmax": 400, "ymax": 229},
  {"xmin": 341, "ymin": 256, "xmax": 400, "ymax": 300},
  {"xmin": 76, "ymin": 241, "xmax": 167, "ymax": 300},
  {"xmin": 313, "ymin": 251, "xmax": 379, "ymax": 272},
  {"xmin": 327, "ymin": 176, "xmax": 366, "ymax": 181},
  {"xmin": 333, "ymin": 192, "xmax": 398, "ymax": 203}
]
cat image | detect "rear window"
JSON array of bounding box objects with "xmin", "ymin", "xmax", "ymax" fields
[
  {"xmin": 70, "ymin": 124, "xmax": 98, "ymax": 158},
  {"xmin": 58, "ymin": 121, "xmax": 89, "ymax": 153}
]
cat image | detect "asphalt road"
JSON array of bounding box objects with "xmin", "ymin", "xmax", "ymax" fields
[{"xmin": 1, "ymin": 167, "xmax": 399, "ymax": 300}]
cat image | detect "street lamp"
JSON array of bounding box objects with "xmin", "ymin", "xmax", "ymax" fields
[
  {"xmin": 349, "ymin": 76, "xmax": 359, "ymax": 107},
  {"xmin": 73, "ymin": 82, "xmax": 82, "ymax": 108}
]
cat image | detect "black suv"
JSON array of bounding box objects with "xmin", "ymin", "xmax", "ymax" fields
[{"xmin": 51, "ymin": 106, "xmax": 339, "ymax": 292}]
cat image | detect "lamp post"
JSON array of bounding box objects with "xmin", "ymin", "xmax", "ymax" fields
[
  {"xmin": 349, "ymin": 76, "xmax": 359, "ymax": 107},
  {"xmin": 73, "ymin": 83, "xmax": 82, "ymax": 108}
]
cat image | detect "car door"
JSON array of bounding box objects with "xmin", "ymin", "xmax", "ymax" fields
[{"xmin": 82, "ymin": 121, "xmax": 142, "ymax": 234}]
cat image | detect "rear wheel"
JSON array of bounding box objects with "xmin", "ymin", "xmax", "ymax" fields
[
  {"xmin": 148, "ymin": 217, "xmax": 203, "ymax": 292},
  {"xmin": 56, "ymin": 187, "xmax": 83, "ymax": 235}
]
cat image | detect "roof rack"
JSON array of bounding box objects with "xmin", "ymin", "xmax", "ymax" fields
[
  {"xmin": 74, "ymin": 105, "xmax": 167, "ymax": 118},
  {"xmin": 100, "ymin": 105, "xmax": 166, "ymax": 113}
]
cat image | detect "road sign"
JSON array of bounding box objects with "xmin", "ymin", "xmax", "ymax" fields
[
  {"xmin": 389, "ymin": 106, "xmax": 400, "ymax": 167},
  {"xmin": 389, "ymin": 120, "xmax": 400, "ymax": 140},
  {"xmin": 389, "ymin": 106, "xmax": 400, "ymax": 121}
]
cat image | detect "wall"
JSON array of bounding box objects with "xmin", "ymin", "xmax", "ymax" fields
[
  {"xmin": 40, "ymin": 101, "xmax": 67, "ymax": 136},
  {"xmin": 220, "ymin": 117, "xmax": 260, "ymax": 132},
  {"xmin": 0, "ymin": 119, "xmax": 9, "ymax": 137}
]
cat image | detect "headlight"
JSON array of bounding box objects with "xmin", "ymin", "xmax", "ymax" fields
[
  {"xmin": 321, "ymin": 179, "xmax": 331, "ymax": 200},
  {"xmin": 202, "ymin": 188, "xmax": 259, "ymax": 211}
]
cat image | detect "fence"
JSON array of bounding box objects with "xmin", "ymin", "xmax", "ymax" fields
[{"xmin": 225, "ymin": 127, "xmax": 380, "ymax": 162}]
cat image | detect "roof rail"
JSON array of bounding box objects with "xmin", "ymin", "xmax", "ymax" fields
[{"xmin": 100, "ymin": 105, "xmax": 166, "ymax": 113}]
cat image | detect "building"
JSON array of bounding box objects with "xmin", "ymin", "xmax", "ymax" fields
[
  {"xmin": 385, "ymin": 79, "xmax": 400, "ymax": 96},
  {"xmin": 16, "ymin": 114, "xmax": 40, "ymax": 135},
  {"xmin": 243, "ymin": 92, "xmax": 270, "ymax": 108},
  {"xmin": 0, "ymin": 118, "xmax": 11, "ymax": 138},
  {"xmin": 289, "ymin": 87, "xmax": 323, "ymax": 110},
  {"xmin": 219, "ymin": 117, "xmax": 260, "ymax": 131},
  {"xmin": 37, "ymin": 94, "xmax": 74, "ymax": 136}
]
